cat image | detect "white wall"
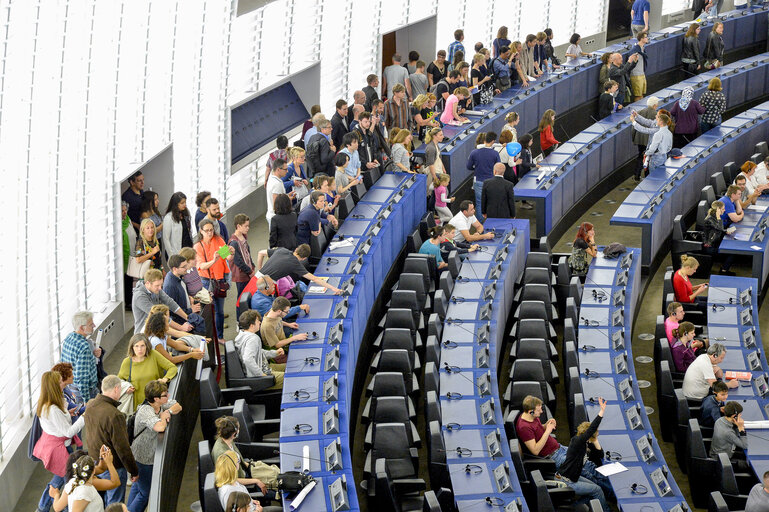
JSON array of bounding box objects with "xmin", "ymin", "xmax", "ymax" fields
[{"xmin": 394, "ymin": 15, "xmax": 437, "ymax": 66}]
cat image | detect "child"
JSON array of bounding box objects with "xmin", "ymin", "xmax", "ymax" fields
[
  {"xmin": 440, "ymin": 224, "xmax": 480, "ymax": 262},
  {"xmin": 434, "ymin": 174, "xmax": 454, "ymax": 223},
  {"xmin": 538, "ymin": 109, "xmax": 560, "ymax": 156},
  {"xmin": 439, "ymin": 87, "xmax": 471, "ymax": 126},
  {"xmin": 502, "ymin": 111, "xmax": 519, "ymax": 141},
  {"xmin": 598, "ymin": 80, "xmax": 622, "ymax": 119},
  {"xmin": 334, "ymin": 152, "xmax": 360, "ymax": 195},
  {"xmin": 700, "ymin": 380, "xmax": 729, "ymax": 428}
]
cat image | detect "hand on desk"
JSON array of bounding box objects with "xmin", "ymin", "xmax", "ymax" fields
[{"xmin": 726, "ymin": 379, "xmax": 740, "ymax": 389}]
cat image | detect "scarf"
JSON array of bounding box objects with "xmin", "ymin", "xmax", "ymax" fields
[
  {"xmin": 122, "ymin": 216, "xmax": 131, "ymax": 267},
  {"xmin": 678, "ymin": 86, "xmax": 694, "ymax": 111}
]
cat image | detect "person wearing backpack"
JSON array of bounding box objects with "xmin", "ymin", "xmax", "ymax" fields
[
  {"xmin": 490, "ymin": 46, "xmax": 513, "ymax": 91},
  {"xmin": 127, "ymin": 379, "xmax": 181, "ymax": 512},
  {"xmin": 430, "ymin": 70, "xmax": 459, "ymax": 112}
]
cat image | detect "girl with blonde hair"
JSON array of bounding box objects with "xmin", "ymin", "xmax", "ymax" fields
[
  {"xmin": 215, "ymin": 451, "xmax": 263, "ymax": 512},
  {"xmin": 391, "ymin": 130, "xmax": 414, "ymax": 173},
  {"xmin": 136, "ymin": 218, "xmax": 161, "ymax": 269},
  {"xmin": 439, "ymin": 87, "xmax": 470, "ymax": 126},
  {"xmin": 673, "ymin": 255, "xmax": 708, "ymax": 306}
]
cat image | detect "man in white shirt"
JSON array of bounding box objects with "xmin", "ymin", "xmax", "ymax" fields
[
  {"xmin": 266, "ymin": 158, "xmax": 291, "ymax": 227},
  {"xmin": 449, "ymin": 200, "xmax": 496, "ymax": 243},
  {"xmin": 735, "ymin": 165, "xmax": 769, "ymax": 205},
  {"xmin": 754, "ymin": 156, "xmax": 769, "ymax": 185},
  {"xmin": 682, "ymin": 343, "xmax": 737, "ymax": 399}
]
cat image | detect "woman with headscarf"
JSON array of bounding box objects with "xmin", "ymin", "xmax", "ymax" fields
[{"xmin": 670, "ymin": 86, "xmax": 705, "ymax": 148}]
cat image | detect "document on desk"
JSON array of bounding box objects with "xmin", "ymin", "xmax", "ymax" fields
[
  {"xmin": 328, "ymin": 238, "xmax": 354, "ymax": 251},
  {"xmin": 596, "ymin": 462, "xmax": 628, "ymax": 477},
  {"xmin": 747, "ymin": 204, "xmax": 768, "ymax": 212},
  {"xmin": 744, "ymin": 421, "xmax": 769, "ymax": 429}
]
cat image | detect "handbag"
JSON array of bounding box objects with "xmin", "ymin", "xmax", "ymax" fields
[
  {"xmin": 212, "ymin": 278, "xmax": 229, "ymax": 298},
  {"xmin": 126, "ymin": 256, "xmax": 151, "ymax": 279},
  {"xmin": 277, "ymin": 471, "xmax": 315, "ymax": 497}
]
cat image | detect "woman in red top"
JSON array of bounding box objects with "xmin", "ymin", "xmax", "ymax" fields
[
  {"xmin": 195, "ymin": 218, "xmax": 233, "ymax": 338},
  {"xmin": 539, "ymin": 109, "xmax": 560, "ymax": 156},
  {"xmin": 673, "ymin": 255, "xmax": 708, "ymax": 310}
]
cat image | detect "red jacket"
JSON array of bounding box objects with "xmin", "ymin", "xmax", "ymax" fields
[
  {"xmin": 672, "ymin": 271, "xmax": 693, "ymax": 303},
  {"xmin": 540, "ymin": 125, "xmax": 559, "ymax": 151}
]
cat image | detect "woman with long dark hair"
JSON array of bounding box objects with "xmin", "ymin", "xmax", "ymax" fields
[
  {"xmin": 568, "ymin": 222, "xmax": 597, "ymax": 277},
  {"xmin": 163, "ymin": 191, "xmax": 192, "ymax": 258},
  {"xmin": 682, "ymin": 24, "xmax": 702, "ymax": 75},
  {"xmin": 269, "ymin": 194, "xmax": 297, "ymax": 250}
]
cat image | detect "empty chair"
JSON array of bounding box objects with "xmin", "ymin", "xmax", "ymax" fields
[
  {"xmin": 563, "ymin": 318, "xmax": 577, "ymax": 347},
  {"xmin": 389, "ymin": 289, "xmax": 425, "ymax": 329},
  {"xmin": 368, "ymin": 164, "xmax": 382, "ymax": 184},
  {"xmin": 750, "ymin": 152, "xmax": 763, "ymax": 164},
  {"xmin": 364, "ymin": 422, "xmax": 419, "ymax": 480},
  {"xmin": 426, "ymin": 313, "xmax": 442, "ymax": 339},
  {"xmin": 406, "ymin": 229, "xmax": 422, "ymax": 254},
  {"xmin": 419, "ymin": 211, "xmax": 436, "ymax": 240},
  {"xmin": 510, "ymin": 358, "xmax": 559, "ymax": 385},
  {"xmin": 439, "ymin": 270, "xmax": 454, "ymax": 298},
  {"xmin": 372, "ymin": 350, "xmax": 419, "ymax": 397},
  {"xmin": 710, "ymin": 172, "xmax": 726, "ymax": 197},
  {"xmin": 515, "ymin": 284, "xmax": 558, "ymax": 320},
  {"xmin": 700, "ymin": 185, "xmax": 716, "ymax": 206},
  {"xmin": 513, "ymin": 301, "xmax": 557, "ymax": 338},
  {"xmin": 424, "ymin": 391, "xmax": 441, "ymax": 427},
  {"xmin": 232, "ymin": 399, "xmax": 280, "ymax": 447},
  {"xmin": 309, "ymin": 228, "xmax": 328, "ymax": 264},
  {"xmin": 564, "ymin": 297, "xmax": 578, "ymax": 329},
  {"xmin": 571, "ymin": 393, "xmax": 588, "ymax": 432},
  {"xmin": 432, "ymin": 290, "xmax": 447, "ymax": 321},
  {"xmin": 657, "ymin": 360, "xmax": 681, "ymax": 443},
  {"xmin": 569, "ymin": 276, "xmax": 583, "ymax": 306},
  {"xmin": 397, "ymin": 273, "xmax": 432, "ymax": 310},
  {"xmin": 403, "ymin": 255, "xmax": 437, "ymax": 293},
  {"xmin": 526, "ymin": 251, "xmax": 551, "ymax": 269},
  {"xmin": 446, "ymin": 250, "xmax": 461, "ymax": 279},
  {"xmin": 555, "ymin": 256, "xmax": 572, "ymax": 312},
  {"xmin": 523, "ymin": 267, "xmax": 556, "ymax": 289},
  {"xmin": 223, "ymin": 341, "xmax": 280, "ymax": 413},
  {"xmin": 538, "ymin": 236, "xmax": 551, "ymax": 254},
  {"xmin": 509, "ymin": 437, "xmax": 557, "ymax": 484},
  {"xmin": 510, "ymin": 318, "xmax": 557, "ymax": 344},
  {"xmin": 371, "ymin": 331, "xmax": 421, "ymax": 373},
  {"xmin": 362, "ymin": 394, "xmax": 416, "ymax": 425},
  {"xmin": 373, "ymin": 327, "xmax": 418, "ymax": 351},
  {"xmin": 672, "ymin": 216, "xmax": 711, "ymax": 277},
  {"xmin": 379, "ymin": 309, "xmax": 424, "ymax": 351},
  {"xmin": 510, "ymin": 338, "xmax": 558, "ymax": 362},
  {"xmin": 367, "ymin": 372, "xmax": 409, "ymax": 398},
  {"xmin": 350, "ymin": 181, "xmax": 367, "ymax": 202},
  {"xmin": 199, "ymin": 367, "xmax": 269, "ymax": 442},
  {"xmin": 716, "ymin": 452, "xmax": 752, "ymax": 505},
  {"xmin": 424, "ymin": 335, "xmax": 440, "ymax": 366},
  {"xmin": 687, "ymin": 418, "xmax": 720, "ymax": 508},
  {"xmin": 696, "ymin": 199, "xmax": 709, "ymax": 231},
  {"xmin": 529, "ymin": 470, "xmax": 578, "ymax": 512},
  {"xmin": 364, "ymin": 397, "xmax": 420, "ymax": 450},
  {"xmin": 708, "ymin": 491, "xmax": 741, "ymax": 512},
  {"xmin": 722, "ymin": 162, "xmax": 738, "ymax": 184},
  {"xmin": 370, "ymin": 458, "xmax": 425, "ymax": 512},
  {"xmin": 337, "ymin": 193, "xmax": 356, "ymax": 221},
  {"xmin": 423, "ymin": 362, "xmax": 439, "ymax": 396},
  {"xmin": 427, "ymin": 420, "xmax": 451, "ymax": 491}
]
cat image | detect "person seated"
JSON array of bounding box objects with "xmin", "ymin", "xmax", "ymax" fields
[
  {"xmin": 448, "ymin": 200, "xmax": 496, "ymax": 243},
  {"xmin": 670, "ymin": 321, "xmax": 703, "ymax": 373},
  {"xmin": 227, "ymin": 492, "xmax": 258, "ymax": 512},
  {"xmin": 719, "ymin": 184, "xmax": 744, "ymax": 229},
  {"xmin": 568, "ymin": 222, "xmax": 597, "ymax": 278},
  {"xmin": 260, "ymin": 297, "xmax": 308, "ymax": 354},
  {"xmin": 745, "ymin": 471, "xmax": 769, "ymax": 511},
  {"xmin": 144, "ymin": 306, "xmax": 205, "ymax": 364},
  {"xmin": 710, "ymin": 401, "xmax": 749, "ymax": 471},
  {"xmin": 735, "ymin": 161, "xmax": 769, "ymax": 206},
  {"xmin": 439, "ymin": 223, "xmax": 480, "ymax": 262},
  {"xmin": 215, "ymin": 450, "xmax": 266, "ymax": 512},
  {"xmin": 682, "ymin": 343, "xmax": 737, "ymax": 400},
  {"xmin": 703, "ymin": 200, "xmax": 736, "ymax": 276},
  {"xmin": 211, "ymin": 416, "xmax": 279, "ymax": 493},
  {"xmin": 673, "ymin": 255, "xmax": 708, "ymax": 306},
  {"xmin": 250, "ymin": 277, "xmax": 309, "ymax": 319},
  {"xmin": 664, "ymin": 301, "xmax": 709, "ymax": 350},
  {"xmin": 755, "ymin": 155, "xmax": 769, "ymax": 185},
  {"xmin": 419, "ymin": 225, "xmax": 448, "ymax": 269},
  {"xmin": 700, "ymin": 380, "xmax": 729, "ymax": 429},
  {"xmin": 556, "ymin": 398, "xmax": 610, "ymax": 510},
  {"xmin": 296, "ymin": 191, "xmax": 337, "ymax": 247},
  {"xmin": 233, "ymin": 310, "xmax": 284, "ymax": 388},
  {"xmin": 255, "ymin": 245, "xmax": 341, "ymax": 295},
  {"xmin": 132, "ymin": 268, "xmax": 193, "ymax": 336}
]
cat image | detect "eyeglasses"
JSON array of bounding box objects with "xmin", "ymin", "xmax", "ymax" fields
[{"xmin": 201, "ymin": 228, "xmax": 214, "ymax": 233}]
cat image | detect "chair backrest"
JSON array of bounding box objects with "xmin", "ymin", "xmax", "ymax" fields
[
  {"xmin": 675, "ymin": 388, "xmax": 692, "ymax": 426},
  {"xmin": 203, "ymin": 472, "xmax": 223, "ymax": 512},
  {"xmin": 751, "ymin": 152, "xmax": 763, "ymax": 164},
  {"xmin": 372, "ymin": 458, "xmax": 400, "ymax": 512},
  {"xmin": 557, "ymin": 257, "xmax": 571, "ymax": 286},
  {"xmin": 390, "ymin": 289, "xmax": 419, "ymax": 311},
  {"xmin": 538, "ymin": 236, "xmax": 550, "ymax": 254},
  {"xmin": 447, "ymin": 250, "xmax": 461, "ymax": 279},
  {"xmin": 424, "ymin": 362, "xmax": 439, "ymax": 395},
  {"xmin": 523, "ymin": 267, "xmax": 552, "ymax": 288},
  {"xmin": 530, "ymin": 470, "xmax": 556, "ymax": 512},
  {"xmin": 232, "ymin": 399, "xmax": 254, "ymax": 443},
  {"xmin": 510, "ymin": 359, "xmax": 547, "ymax": 382},
  {"xmin": 569, "ymin": 276, "xmax": 583, "ymax": 305},
  {"xmin": 427, "ymin": 313, "xmax": 442, "ymax": 338},
  {"xmin": 369, "ymin": 396, "xmax": 411, "ymax": 425},
  {"xmin": 369, "ymin": 372, "xmax": 407, "ymax": 398},
  {"xmin": 722, "ymin": 161, "xmax": 737, "ymax": 183},
  {"xmin": 200, "ymin": 367, "xmax": 222, "ymax": 409},
  {"xmin": 198, "ymin": 440, "xmax": 213, "ymax": 505},
  {"xmin": 427, "ymin": 420, "xmax": 449, "ymax": 490},
  {"xmin": 716, "ymin": 452, "xmax": 741, "ymax": 495},
  {"xmin": 406, "ymin": 229, "xmax": 422, "ymax": 254},
  {"xmin": 565, "ymin": 297, "xmax": 578, "ymax": 328},
  {"xmin": 404, "ymin": 256, "xmax": 435, "ymax": 289},
  {"xmin": 377, "ymin": 350, "xmax": 414, "ymax": 383},
  {"xmin": 310, "ymin": 228, "xmax": 328, "ymax": 259},
  {"xmin": 563, "ymin": 318, "xmax": 576, "ymax": 345},
  {"xmin": 439, "ymin": 270, "xmax": 454, "ymax": 298},
  {"xmin": 710, "ymin": 172, "xmax": 726, "ymax": 197},
  {"xmin": 564, "ymin": 341, "xmax": 578, "ymax": 374},
  {"xmin": 573, "ymin": 393, "xmax": 588, "ymax": 426},
  {"xmin": 673, "ymin": 215, "xmax": 687, "ymax": 241},
  {"xmin": 687, "ymin": 417, "xmax": 707, "ymax": 459},
  {"xmin": 700, "ymin": 185, "xmax": 716, "ymax": 206},
  {"xmin": 513, "ymin": 338, "xmax": 553, "ymax": 361},
  {"xmin": 224, "ymin": 340, "xmax": 245, "ymax": 379},
  {"xmin": 515, "ymin": 318, "xmax": 550, "ymax": 340},
  {"xmin": 756, "ymin": 142, "xmax": 769, "ymax": 158},
  {"xmin": 663, "ymin": 270, "xmax": 674, "ymax": 299},
  {"xmin": 372, "ymin": 422, "xmax": 413, "ymax": 460},
  {"xmin": 384, "ymin": 309, "xmax": 417, "ymax": 332},
  {"xmin": 507, "ymin": 381, "xmax": 546, "ymax": 409},
  {"xmin": 423, "ymin": 490, "xmax": 441, "ymax": 512},
  {"xmin": 658, "ymin": 345, "xmax": 676, "ymax": 383},
  {"xmin": 337, "ymin": 193, "xmax": 356, "ymax": 221},
  {"xmin": 516, "ymin": 300, "xmax": 549, "ymax": 321},
  {"xmin": 433, "ymin": 290, "xmax": 447, "ymax": 320},
  {"xmin": 708, "ymin": 491, "xmax": 730, "ymax": 512},
  {"xmin": 696, "ymin": 199, "xmax": 709, "ymax": 229},
  {"xmin": 654, "ymin": 315, "xmax": 666, "ymax": 346},
  {"xmin": 425, "ymin": 335, "xmax": 440, "ymax": 366},
  {"xmin": 526, "ymin": 252, "xmax": 551, "ymax": 269},
  {"xmin": 425, "ymin": 391, "xmax": 441, "ymax": 425},
  {"xmin": 369, "ymin": 164, "xmax": 382, "ymax": 183},
  {"xmin": 351, "ymin": 181, "xmax": 367, "ymax": 202}
]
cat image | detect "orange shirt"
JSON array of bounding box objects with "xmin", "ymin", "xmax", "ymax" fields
[{"xmin": 195, "ymin": 236, "xmax": 230, "ymax": 280}]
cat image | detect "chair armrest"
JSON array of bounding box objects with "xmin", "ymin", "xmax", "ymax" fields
[
  {"xmin": 251, "ymin": 418, "xmax": 281, "ymax": 439},
  {"xmin": 548, "ymin": 486, "xmax": 577, "ymax": 503},
  {"xmin": 231, "ymin": 376, "xmax": 276, "ymax": 393},
  {"xmin": 237, "ymin": 441, "xmax": 280, "ymax": 460},
  {"xmin": 391, "ymin": 478, "xmax": 427, "ymax": 495},
  {"xmin": 220, "ymin": 386, "xmax": 255, "ymax": 404},
  {"xmin": 522, "ymin": 459, "xmax": 557, "ymax": 478}
]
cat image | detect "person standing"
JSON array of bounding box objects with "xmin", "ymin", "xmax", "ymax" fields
[
  {"xmin": 84, "ymin": 375, "xmax": 140, "ymax": 506},
  {"xmin": 481, "ymin": 163, "xmax": 516, "ymax": 219},
  {"xmin": 330, "ymin": 99, "xmax": 350, "ymax": 149},
  {"xmin": 631, "ymin": 96, "xmax": 659, "ymax": 181},
  {"xmin": 670, "ymin": 86, "xmax": 705, "ymax": 147},
  {"xmin": 539, "ymin": 109, "xmax": 560, "ymax": 156},
  {"xmin": 608, "ymin": 52, "xmax": 639, "ymax": 105},
  {"xmin": 630, "ymin": 0, "xmax": 650, "ymax": 39},
  {"xmin": 139, "ymin": 191, "xmax": 164, "ymax": 258},
  {"xmin": 382, "ymin": 54, "xmax": 411, "ymax": 100},
  {"xmin": 704, "ymin": 22, "xmax": 725, "ymax": 69},
  {"xmin": 136, "ymin": 218, "xmax": 162, "ymax": 270},
  {"xmin": 127, "ymin": 380, "xmax": 181, "ymax": 512},
  {"xmin": 447, "ymin": 29, "xmax": 465, "ymax": 64},
  {"xmin": 493, "ymin": 26, "xmax": 511, "ymax": 59},
  {"xmin": 426, "ymin": 50, "xmax": 448, "ymax": 89},
  {"xmin": 61, "ymin": 311, "xmax": 101, "ymax": 402},
  {"xmin": 466, "ymin": 132, "xmax": 501, "ymax": 218},
  {"xmin": 630, "ymin": 110, "xmax": 673, "ymax": 173},
  {"xmin": 384, "ymin": 84, "xmax": 411, "ymax": 131},
  {"xmin": 305, "ymin": 120, "xmax": 336, "ymax": 177},
  {"xmin": 265, "ymin": 159, "xmax": 291, "ymax": 228},
  {"xmin": 682, "ymin": 24, "xmax": 703, "ymax": 75},
  {"xmin": 543, "ymin": 29, "xmax": 560, "ymax": 67},
  {"xmin": 363, "ymin": 74, "xmax": 380, "ymax": 112},
  {"xmin": 628, "ymin": 31, "xmax": 649, "ymax": 102},
  {"xmin": 163, "ymin": 192, "xmax": 193, "ymax": 259},
  {"xmin": 122, "ymin": 171, "xmax": 144, "ymax": 232},
  {"xmin": 195, "ymin": 218, "xmax": 233, "ymax": 338},
  {"xmin": 194, "ymin": 191, "xmax": 211, "ymax": 234},
  {"xmin": 409, "ymin": 60, "xmax": 429, "ymax": 98},
  {"xmin": 228, "ymin": 214, "xmax": 255, "ymax": 302},
  {"xmin": 700, "ymin": 77, "xmax": 727, "ymax": 133}
]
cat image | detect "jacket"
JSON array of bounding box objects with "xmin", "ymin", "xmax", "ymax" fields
[
  {"xmin": 162, "ymin": 212, "xmax": 188, "ymax": 257},
  {"xmin": 705, "ymin": 32, "xmax": 724, "ymax": 63},
  {"xmin": 608, "ymin": 59, "xmax": 637, "ymax": 104},
  {"xmin": 84, "ymin": 394, "xmax": 139, "ymax": 475},
  {"xmin": 631, "ymin": 106, "xmax": 657, "ymax": 146},
  {"xmin": 233, "ymin": 330, "xmax": 279, "ymax": 377},
  {"xmin": 681, "ymin": 35, "xmax": 702, "ymax": 65},
  {"xmin": 560, "ymin": 415, "xmax": 602, "ymax": 482},
  {"xmin": 627, "ymin": 44, "xmax": 648, "ymax": 75},
  {"xmin": 704, "ymin": 214, "xmax": 728, "ymax": 247},
  {"xmin": 481, "ymin": 176, "xmax": 516, "ymax": 219},
  {"xmin": 710, "ymin": 416, "xmax": 748, "ymax": 459},
  {"xmin": 355, "ymin": 126, "xmax": 381, "ymax": 170},
  {"xmin": 305, "ymin": 133, "xmax": 335, "ymax": 177},
  {"xmin": 331, "ymin": 112, "xmax": 350, "ymax": 149},
  {"xmin": 670, "ymin": 99, "xmax": 705, "ymax": 134},
  {"xmin": 598, "ymin": 93, "xmax": 615, "ymax": 120},
  {"xmin": 598, "ymin": 65, "xmax": 610, "ymax": 90}
]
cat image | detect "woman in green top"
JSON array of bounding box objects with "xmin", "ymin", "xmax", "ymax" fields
[
  {"xmin": 211, "ymin": 416, "xmax": 276, "ymax": 490},
  {"xmin": 118, "ymin": 334, "xmax": 177, "ymax": 410}
]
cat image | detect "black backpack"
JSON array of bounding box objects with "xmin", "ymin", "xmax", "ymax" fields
[{"xmin": 126, "ymin": 399, "xmax": 149, "ymax": 445}]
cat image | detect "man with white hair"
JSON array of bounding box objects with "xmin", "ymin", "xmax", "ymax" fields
[
  {"xmin": 60, "ymin": 311, "xmax": 101, "ymax": 400},
  {"xmin": 631, "ymin": 95, "xmax": 659, "ymax": 181}
]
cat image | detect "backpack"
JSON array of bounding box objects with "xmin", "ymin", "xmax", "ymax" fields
[
  {"xmin": 126, "ymin": 400, "xmax": 149, "ymax": 445},
  {"xmin": 429, "ymin": 78, "xmax": 449, "ymax": 95}
]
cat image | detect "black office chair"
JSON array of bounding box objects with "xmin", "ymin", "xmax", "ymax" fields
[
  {"xmin": 529, "ymin": 470, "xmax": 580, "ymax": 512},
  {"xmin": 406, "ymin": 229, "xmax": 422, "ymax": 254},
  {"xmin": 419, "ymin": 211, "xmax": 436, "ymax": 241},
  {"xmin": 555, "ymin": 256, "xmax": 571, "ymax": 312},
  {"xmin": 380, "ymin": 309, "xmax": 423, "ymax": 341},
  {"xmin": 223, "ymin": 341, "xmax": 280, "ymax": 414},
  {"xmin": 432, "ymin": 290, "xmax": 447, "ymax": 321},
  {"xmin": 389, "ymin": 290, "xmax": 426, "ymax": 329},
  {"xmin": 711, "ymin": 172, "xmax": 726, "ymax": 197},
  {"xmin": 238, "ymin": 290, "xmax": 253, "ymax": 319},
  {"xmin": 363, "ymin": 422, "xmax": 419, "ymax": 480},
  {"xmin": 350, "ymin": 181, "xmax": 367, "ymax": 202},
  {"xmin": 696, "ymin": 199, "xmax": 709, "ymax": 231},
  {"xmin": 700, "ymin": 184, "xmax": 716, "ymax": 206},
  {"xmin": 523, "ymin": 266, "xmax": 556, "ymax": 289},
  {"xmin": 372, "ymin": 349, "xmax": 419, "ymax": 397},
  {"xmin": 568, "ymin": 276, "xmax": 583, "ymax": 306},
  {"xmin": 538, "ymin": 236, "xmax": 551, "ymax": 254},
  {"xmin": 426, "ymin": 420, "xmax": 451, "ymax": 491},
  {"xmin": 424, "ymin": 391, "xmax": 441, "ymax": 427},
  {"xmin": 722, "ymin": 162, "xmax": 738, "ymax": 184},
  {"xmin": 423, "ymin": 490, "xmax": 444, "ymax": 512},
  {"xmin": 403, "ymin": 255, "xmax": 437, "ymax": 293},
  {"xmin": 203, "ymin": 472, "xmax": 223, "ymax": 512},
  {"xmin": 362, "ymin": 394, "xmax": 416, "ymax": 425},
  {"xmin": 510, "ymin": 317, "xmax": 557, "ymax": 344},
  {"xmin": 686, "ymin": 418, "xmax": 720, "ymax": 508},
  {"xmin": 424, "ymin": 335, "xmax": 439, "ymax": 366},
  {"xmin": 510, "ymin": 337, "xmax": 558, "ymax": 363},
  {"xmin": 426, "ymin": 313, "xmax": 442, "ymax": 339},
  {"xmin": 231, "ymin": 399, "xmax": 279, "ymax": 455},
  {"xmin": 564, "ymin": 297, "xmax": 578, "ymax": 330},
  {"xmin": 565, "ymin": 366, "xmax": 583, "ymax": 433},
  {"xmin": 396, "ymin": 273, "xmax": 432, "ymax": 310},
  {"xmin": 571, "ymin": 393, "xmax": 588, "ymax": 433},
  {"xmin": 756, "ymin": 142, "xmax": 768, "ymax": 159},
  {"xmin": 515, "ymin": 284, "xmax": 558, "ymax": 321},
  {"xmin": 364, "ymin": 397, "xmax": 421, "ymax": 450},
  {"xmin": 509, "ymin": 438, "xmax": 557, "ymax": 483},
  {"xmin": 446, "ymin": 250, "xmax": 461, "ymax": 279},
  {"xmin": 708, "ymin": 491, "xmax": 744, "ymax": 512},
  {"xmin": 198, "ymin": 440, "xmax": 214, "ymax": 506},
  {"xmin": 423, "ymin": 362, "xmax": 438, "ymax": 396},
  {"xmin": 199, "ymin": 367, "xmax": 267, "ymax": 442},
  {"xmin": 369, "ymin": 164, "xmax": 382, "ymax": 184},
  {"xmin": 750, "ymin": 152, "xmax": 763, "ymax": 164},
  {"xmin": 337, "ymin": 193, "xmax": 356, "ymax": 221},
  {"xmin": 439, "ymin": 271, "xmax": 454, "ymax": 298},
  {"xmin": 657, "ymin": 360, "xmax": 680, "ymax": 444},
  {"xmin": 367, "ymin": 372, "xmax": 408, "ymax": 398},
  {"xmin": 370, "ymin": 332, "xmax": 421, "ymax": 374},
  {"xmin": 716, "ymin": 452, "xmax": 754, "ymax": 506},
  {"xmin": 510, "ymin": 358, "xmax": 559, "ymax": 386},
  {"xmin": 369, "ymin": 458, "xmax": 425, "ymax": 512},
  {"xmin": 563, "ymin": 318, "xmax": 576, "ymax": 347},
  {"xmin": 309, "ymin": 229, "xmax": 328, "ymax": 266},
  {"xmin": 526, "ymin": 252, "xmax": 551, "ymax": 270}
]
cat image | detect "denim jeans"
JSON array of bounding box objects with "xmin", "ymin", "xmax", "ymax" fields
[
  {"xmin": 127, "ymin": 462, "xmax": 153, "ymax": 512},
  {"xmin": 201, "ymin": 276, "xmax": 229, "ymax": 338},
  {"xmin": 563, "ymin": 475, "xmax": 610, "ymax": 510},
  {"xmin": 99, "ymin": 466, "xmax": 127, "ymax": 506},
  {"xmin": 38, "ymin": 474, "xmax": 66, "ymax": 512},
  {"xmin": 550, "ymin": 444, "xmax": 614, "ymax": 501},
  {"xmin": 473, "ymin": 180, "xmax": 484, "ymax": 220}
]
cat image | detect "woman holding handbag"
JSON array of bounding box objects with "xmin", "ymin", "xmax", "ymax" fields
[
  {"xmin": 195, "ymin": 218, "xmax": 233, "ymax": 339},
  {"xmin": 135, "ymin": 218, "xmax": 161, "ymax": 270},
  {"xmin": 704, "ymin": 22, "xmax": 724, "ymax": 70},
  {"xmin": 118, "ymin": 334, "xmax": 177, "ymax": 411}
]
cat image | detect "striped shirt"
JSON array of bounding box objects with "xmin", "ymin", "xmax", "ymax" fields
[
  {"xmin": 61, "ymin": 332, "xmax": 99, "ymax": 401},
  {"xmin": 384, "ymin": 97, "xmax": 411, "ymax": 130}
]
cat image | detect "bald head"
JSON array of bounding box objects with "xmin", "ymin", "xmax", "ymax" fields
[
  {"xmin": 611, "ymin": 53, "xmax": 623, "ymax": 66},
  {"xmin": 352, "ymin": 104, "xmax": 365, "ymax": 119},
  {"xmin": 493, "ymin": 162, "xmax": 506, "ymax": 176},
  {"xmin": 353, "ymin": 90, "xmax": 365, "ymax": 104}
]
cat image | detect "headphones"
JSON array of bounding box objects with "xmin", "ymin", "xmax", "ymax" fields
[
  {"xmin": 630, "ymin": 483, "xmax": 648, "ymax": 494},
  {"xmin": 293, "ymin": 423, "xmax": 313, "ymax": 434}
]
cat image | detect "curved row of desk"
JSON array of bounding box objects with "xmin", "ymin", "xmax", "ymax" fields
[
  {"xmin": 436, "ymin": 218, "xmax": 530, "ymax": 511},
  {"xmin": 610, "ymin": 56, "xmax": 769, "ymax": 276},
  {"xmin": 412, "ymin": 7, "xmax": 768, "ymax": 197},
  {"xmin": 277, "ymin": 172, "xmax": 427, "ymax": 512},
  {"xmin": 706, "ymin": 276, "xmax": 769, "ymax": 485},
  {"xmin": 519, "ymin": 49, "xmax": 769, "ymax": 243},
  {"xmin": 570, "ymin": 249, "xmax": 691, "ymax": 511}
]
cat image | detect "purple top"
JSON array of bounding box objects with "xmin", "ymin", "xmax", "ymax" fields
[
  {"xmin": 670, "ymin": 99, "xmax": 705, "ymax": 135},
  {"xmin": 671, "ymin": 339, "xmax": 697, "ymax": 372}
]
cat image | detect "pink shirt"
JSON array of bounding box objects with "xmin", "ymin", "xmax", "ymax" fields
[
  {"xmin": 440, "ymin": 95, "xmax": 460, "ymax": 123},
  {"xmin": 664, "ymin": 317, "xmax": 678, "ymax": 346},
  {"xmin": 435, "ymin": 185, "xmax": 448, "ymax": 207}
]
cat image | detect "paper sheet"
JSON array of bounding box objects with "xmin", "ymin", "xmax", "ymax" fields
[
  {"xmin": 595, "ymin": 462, "xmax": 627, "ymax": 476},
  {"xmin": 744, "ymin": 420, "xmax": 769, "ymax": 429},
  {"xmin": 328, "ymin": 238, "xmax": 354, "ymax": 251},
  {"xmin": 308, "ymin": 285, "xmax": 327, "ymax": 294}
]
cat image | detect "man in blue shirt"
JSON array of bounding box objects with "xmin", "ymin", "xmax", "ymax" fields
[
  {"xmin": 491, "ymin": 47, "xmax": 513, "ymax": 91},
  {"xmin": 163, "ymin": 254, "xmax": 202, "ymax": 325},
  {"xmin": 250, "ymin": 277, "xmax": 309, "ymax": 319},
  {"xmin": 447, "ymin": 29, "xmax": 465, "ymax": 64},
  {"xmin": 701, "ymin": 381, "xmax": 729, "ymax": 428},
  {"xmin": 466, "ymin": 131, "xmax": 500, "ymax": 220},
  {"xmin": 60, "ymin": 311, "xmax": 100, "ymax": 400},
  {"xmin": 720, "ymin": 185, "xmax": 744, "ymax": 227},
  {"xmin": 297, "ymin": 191, "xmax": 337, "ymax": 246},
  {"xmin": 340, "ymin": 132, "xmax": 362, "ymax": 179},
  {"xmin": 630, "ymin": 0, "xmax": 650, "ymax": 39}
]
